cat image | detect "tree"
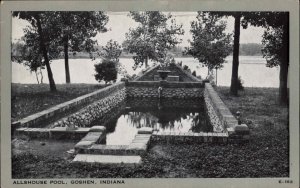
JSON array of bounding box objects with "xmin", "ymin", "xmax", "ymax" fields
[
  {"xmin": 243, "ymin": 12, "xmax": 289, "ymax": 104},
  {"xmin": 186, "ymin": 12, "xmax": 232, "ymax": 73},
  {"xmin": 209, "ymin": 11, "xmax": 289, "ymax": 102},
  {"xmin": 99, "ymin": 40, "xmax": 130, "ymax": 78},
  {"xmin": 99, "ymin": 39, "xmax": 122, "ymax": 62},
  {"xmin": 12, "ymin": 22, "xmax": 63, "ymax": 85},
  {"xmin": 48, "ymin": 12, "xmax": 108, "ymax": 83},
  {"xmin": 207, "ymin": 12, "xmax": 254, "ymax": 95},
  {"xmin": 122, "ymin": 11, "xmax": 184, "ymax": 69},
  {"xmin": 94, "ymin": 59, "xmax": 117, "ymax": 84},
  {"xmin": 262, "ymin": 28, "xmax": 288, "ymax": 104},
  {"xmin": 94, "ymin": 40, "xmax": 121, "ymax": 84},
  {"xmin": 192, "ymin": 71, "xmax": 197, "ymax": 77},
  {"xmin": 13, "ymin": 11, "xmax": 57, "ymax": 91},
  {"xmin": 207, "ymin": 12, "xmax": 242, "ymax": 95},
  {"xmin": 12, "ymin": 37, "xmax": 45, "ymax": 84},
  {"xmin": 262, "ymin": 28, "xmax": 284, "ymax": 66}
]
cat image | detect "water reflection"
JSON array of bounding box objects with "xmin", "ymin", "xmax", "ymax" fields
[
  {"xmin": 92, "ymin": 98, "xmax": 212, "ymax": 145},
  {"xmin": 125, "ymin": 109, "xmax": 212, "ymax": 133}
]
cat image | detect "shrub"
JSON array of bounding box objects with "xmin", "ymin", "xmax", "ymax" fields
[
  {"xmin": 183, "ymin": 65, "xmax": 189, "ymax": 70},
  {"xmin": 171, "ymin": 58, "xmax": 176, "ymax": 65},
  {"xmin": 177, "ymin": 61, "xmax": 183, "ymax": 67},
  {"xmin": 202, "ymin": 79, "xmax": 210, "ymax": 83},
  {"xmin": 192, "ymin": 71, "xmax": 197, "ymax": 77},
  {"xmin": 94, "ymin": 59, "xmax": 117, "ymax": 84},
  {"xmin": 237, "ymin": 76, "xmax": 244, "ymax": 90}
]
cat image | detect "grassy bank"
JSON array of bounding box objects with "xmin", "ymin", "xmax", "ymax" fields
[
  {"xmin": 12, "ymin": 86, "xmax": 289, "ymax": 178},
  {"xmin": 11, "ymin": 83, "xmax": 104, "ymax": 122}
]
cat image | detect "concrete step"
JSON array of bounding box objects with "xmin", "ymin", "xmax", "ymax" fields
[
  {"xmin": 78, "ymin": 144, "xmax": 147, "ymax": 156},
  {"xmin": 73, "ymin": 154, "xmax": 141, "ymax": 164},
  {"xmin": 76, "ymin": 133, "xmax": 151, "ymax": 156},
  {"xmin": 16, "ymin": 127, "xmax": 91, "ymax": 140},
  {"xmin": 84, "ymin": 145, "xmax": 128, "ymax": 155},
  {"xmin": 75, "ymin": 132, "xmax": 106, "ymax": 150}
]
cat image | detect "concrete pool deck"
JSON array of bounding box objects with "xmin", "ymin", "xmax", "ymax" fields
[{"xmin": 73, "ymin": 154, "xmax": 142, "ymax": 164}]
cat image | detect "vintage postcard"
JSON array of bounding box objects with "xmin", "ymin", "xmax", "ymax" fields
[{"xmin": 1, "ymin": 0, "xmax": 299, "ymax": 188}]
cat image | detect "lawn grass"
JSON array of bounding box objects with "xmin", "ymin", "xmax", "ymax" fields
[
  {"xmin": 11, "ymin": 83, "xmax": 104, "ymax": 122},
  {"xmin": 11, "ymin": 86, "xmax": 289, "ymax": 178}
]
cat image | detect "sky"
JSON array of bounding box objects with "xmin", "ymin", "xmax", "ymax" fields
[{"xmin": 12, "ymin": 12, "xmax": 265, "ymax": 47}]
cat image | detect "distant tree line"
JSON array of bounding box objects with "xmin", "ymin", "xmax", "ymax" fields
[
  {"xmin": 12, "ymin": 42, "xmax": 263, "ymax": 58},
  {"xmin": 239, "ymin": 43, "xmax": 263, "ymax": 56}
]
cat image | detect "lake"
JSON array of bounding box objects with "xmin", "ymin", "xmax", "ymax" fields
[{"xmin": 12, "ymin": 56, "xmax": 280, "ymax": 87}]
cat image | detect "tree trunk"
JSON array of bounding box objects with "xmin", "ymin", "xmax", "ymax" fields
[
  {"xmin": 64, "ymin": 35, "xmax": 71, "ymax": 83},
  {"xmin": 35, "ymin": 71, "xmax": 40, "ymax": 84},
  {"xmin": 230, "ymin": 14, "xmax": 241, "ymax": 96},
  {"xmin": 40, "ymin": 67, "xmax": 44, "ymax": 84},
  {"xmin": 145, "ymin": 57, "xmax": 148, "ymax": 68},
  {"xmin": 279, "ymin": 19, "xmax": 289, "ymax": 105},
  {"xmin": 34, "ymin": 14, "xmax": 56, "ymax": 92},
  {"xmin": 279, "ymin": 61, "xmax": 288, "ymax": 105},
  {"xmin": 216, "ymin": 68, "xmax": 218, "ymax": 86}
]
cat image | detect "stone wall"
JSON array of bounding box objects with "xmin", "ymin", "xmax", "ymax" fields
[
  {"xmin": 12, "ymin": 82, "xmax": 125, "ymax": 129},
  {"xmin": 135, "ymin": 63, "xmax": 201, "ymax": 82},
  {"xmin": 126, "ymin": 81, "xmax": 204, "ymax": 98},
  {"xmin": 49, "ymin": 83, "xmax": 126, "ymax": 128},
  {"xmin": 125, "ymin": 97, "xmax": 204, "ymax": 110},
  {"xmin": 151, "ymin": 131, "xmax": 229, "ymax": 144},
  {"xmin": 133, "ymin": 65, "xmax": 159, "ymax": 81},
  {"xmin": 14, "ymin": 79, "xmax": 238, "ymax": 138},
  {"xmin": 204, "ymin": 83, "xmax": 238, "ymax": 132}
]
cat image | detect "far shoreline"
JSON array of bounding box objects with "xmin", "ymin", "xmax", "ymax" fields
[
  {"xmin": 50, "ymin": 55, "xmax": 264, "ymax": 60},
  {"xmin": 12, "ymin": 55, "xmax": 265, "ymax": 62}
]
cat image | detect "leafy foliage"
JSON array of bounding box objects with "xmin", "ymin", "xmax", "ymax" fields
[
  {"xmin": 11, "ymin": 36, "xmax": 48, "ymax": 84},
  {"xmin": 192, "ymin": 71, "xmax": 197, "ymax": 77},
  {"xmin": 208, "ymin": 11, "xmax": 289, "ymax": 100},
  {"xmin": 12, "ymin": 26, "xmax": 61, "ymax": 71},
  {"xmin": 13, "ymin": 11, "xmax": 57, "ymax": 91},
  {"xmin": 261, "ymin": 27, "xmax": 284, "ymax": 67},
  {"xmin": 45, "ymin": 11, "xmax": 109, "ymax": 83},
  {"xmin": 186, "ymin": 12, "xmax": 232, "ymax": 71},
  {"xmin": 240, "ymin": 12, "xmax": 289, "ymax": 69},
  {"xmin": 98, "ymin": 40, "xmax": 122, "ymax": 62},
  {"xmin": 237, "ymin": 76, "xmax": 244, "ymax": 91},
  {"xmin": 183, "ymin": 65, "xmax": 189, "ymax": 70},
  {"xmin": 94, "ymin": 59, "xmax": 118, "ymax": 84},
  {"xmin": 94, "ymin": 40, "xmax": 121, "ymax": 84},
  {"xmin": 49, "ymin": 12, "xmax": 108, "ymax": 53},
  {"xmin": 243, "ymin": 12, "xmax": 289, "ymax": 104},
  {"xmin": 122, "ymin": 11, "xmax": 184, "ymax": 69},
  {"xmin": 206, "ymin": 12, "xmax": 257, "ymax": 95},
  {"xmin": 13, "ymin": 11, "xmax": 109, "ymax": 84},
  {"xmin": 242, "ymin": 12, "xmax": 289, "ymax": 29}
]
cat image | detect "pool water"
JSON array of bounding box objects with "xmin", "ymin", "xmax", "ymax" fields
[{"xmin": 91, "ymin": 98, "xmax": 212, "ymax": 145}]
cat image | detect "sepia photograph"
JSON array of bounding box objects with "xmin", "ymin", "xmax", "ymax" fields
[{"xmin": 1, "ymin": 0, "xmax": 299, "ymax": 187}]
